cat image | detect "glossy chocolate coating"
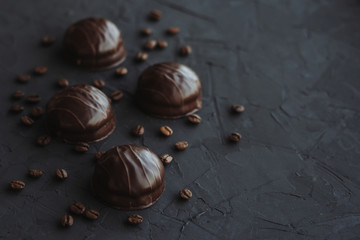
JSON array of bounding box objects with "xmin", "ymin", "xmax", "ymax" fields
[
  {"xmin": 46, "ymin": 84, "xmax": 115, "ymax": 144},
  {"xmin": 91, "ymin": 145, "xmax": 165, "ymax": 210},
  {"xmin": 63, "ymin": 17, "xmax": 126, "ymax": 71},
  {"xmin": 136, "ymin": 62, "xmax": 202, "ymax": 119}
]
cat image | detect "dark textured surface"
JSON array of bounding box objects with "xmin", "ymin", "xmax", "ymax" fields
[{"xmin": 1, "ymin": 0, "xmax": 360, "ymax": 239}]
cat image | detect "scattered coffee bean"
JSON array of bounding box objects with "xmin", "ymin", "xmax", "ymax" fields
[
  {"xmin": 95, "ymin": 151, "xmax": 105, "ymax": 160},
  {"xmin": 69, "ymin": 202, "xmax": 86, "ymax": 215},
  {"xmin": 231, "ymin": 104, "xmax": 245, "ymax": 113},
  {"xmin": 85, "ymin": 209, "xmax": 100, "ymax": 220},
  {"xmin": 74, "ymin": 142, "xmax": 90, "ymax": 153},
  {"xmin": 187, "ymin": 114, "xmax": 201, "ymax": 124},
  {"xmin": 175, "ymin": 141, "xmax": 188, "ymax": 151},
  {"xmin": 157, "ymin": 40, "xmax": 168, "ymax": 49},
  {"xmin": 229, "ymin": 132, "xmax": 242, "ymax": 142},
  {"xmin": 17, "ymin": 75, "xmax": 30, "ymax": 83},
  {"xmin": 133, "ymin": 125, "xmax": 145, "ymax": 136},
  {"xmin": 9, "ymin": 180, "xmax": 25, "ymax": 190},
  {"xmin": 160, "ymin": 154, "xmax": 173, "ymax": 165},
  {"xmin": 179, "ymin": 188, "xmax": 192, "ymax": 200},
  {"xmin": 34, "ymin": 66, "xmax": 47, "ymax": 75},
  {"xmin": 148, "ymin": 10, "xmax": 162, "ymax": 21},
  {"xmin": 21, "ymin": 115, "xmax": 34, "ymax": 126},
  {"xmin": 10, "ymin": 104, "xmax": 24, "ymax": 113},
  {"xmin": 180, "ymin": 45, "xmax": 192, "ymax": 56},
  {"xmin": 140, "ymin": 28, "xmax": 152, "ymax": 36},
  {"xmin": 160, "ymin": 125, "xmax": 173, "ymax": 136},
  {"xmin": 12, "ymin": 90, "xmax": 25, "ymax": 99},
  {"xmin": 93, "ymin": 79, "xmax": 105, "ymax": 89},
  {"xmin": 135, "ymin": 52, "xmax": 148, "ymax": 62},
  {"xmin": 31, "ymin": 106, "xmax": 44, "ymax": 118},
  {"xmin": 57, "ymin": 78, "xmax": 69, "ymax": 88},
  {"xmin": 36, "ymin": 135, "xmax": 51, "ymax": 146},
  {"xmin": 56, "ymin": 168, "xmax": 68, "ymax": 180},
  {"xmin": 28, "ymin": 169, "xmax": 44, "ymax": 178},
  {"xmin": 41, "ymin": 36, "xmax": 55, "ymax": 46},
  {"xmin": 128, "ymin": 214, "xmax": 143, "ymax": 225},
  {"xmin": 115, "ymin": 67, "xmax": 128, "ymax": 76},
  {"xmin": 60, "ymin": 215, "xmax": 74, "ymax": 227},
  {"xmin": 144, "ymin": 40, "xmax": 157, "ymax": 50},
  {"xmin": 166, "ymin": 27, "xmax": 180, "ymax": 35},
  {"xmin": 111, "ymin": 90, "xmax": 123, "ymax": 101},
  {"xmin": 26, "ymin": 94, "xmax": 41, "ymax": 103}
]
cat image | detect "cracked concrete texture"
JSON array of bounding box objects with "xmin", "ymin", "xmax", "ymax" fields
[{"xmin": 0, "ymin": 0, "xmax": 359, "ymax": 239}]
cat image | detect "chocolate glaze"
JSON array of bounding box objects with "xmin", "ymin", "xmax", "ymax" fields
[
  {"xmin": 91, "ymin": 145, "xmax": 165, "ymax": 210},
  {"xmin": 63, "ymin": 17, "xmax": 126, "ymax": 71},
  {"xmin": 46, "ymin": 84, "xmax": 115, "ymax": 144},
  {"xmin": 135, "ymin": 62, "xmax": 202, "ymax": 119}
]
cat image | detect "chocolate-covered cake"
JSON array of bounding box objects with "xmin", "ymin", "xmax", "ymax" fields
[
  {"xmin": 135, "ymin": 62, "xmax": 202, "ymax": 119},
  {"xmin": 63, "ymin": 17, "xmax": 126, "ymax": 71},
  {"xmin": 92, "ymin": 145, "xmax": 165, "ymax": 210},
  {"xmin": 46, "ymin": 84, "xmax": 115, "ymax": 144}
]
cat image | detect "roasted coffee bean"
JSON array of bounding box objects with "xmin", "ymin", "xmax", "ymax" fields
[
  {"xmin": 21, "ymin": 115, "xmax": 34, "ymax": 126},
  {"xmin": 128, "ymin": 214, "xmax": 143, "ymax": 225},
  {"xmin": 31, "ymin": 106, "xmax": 44, "ymax": 118},
  {"xmin": 229, "ymin": 132, "xmax": 242, "ymax": 142},
  {"xmin": 12, "ymin": 90, "xmax": 25, "ymax": 99},
  {"xmin": 166, "ymin": 27, "xmax": 180, "ymax": 35},
  {"xmin": 231, "ymin": 104, "xmax": 245, "ymax": 113},
  {"xmin": 26, "ymin": 94, "xmax": 41, "ymax": 103},
  {"xmin": 160, "ymin": 154, "xmax": 173, "ymax": 165},
  {"xmin": 37, "ymin": 135, "xmax": 51, "ymax": 146},
  {"xmin": 41, "ymin": 36, "xmax": 55, "ymax": 46},
  {"xmin": 115, "ymin": 67, "xmax": 128, "ymax": 76},
  {"xmin": 175, "ymin": 141, "xmax": 188, "ymax": 151},
  {"xmin": 17, "ymin": 75, "xmax": 30, "ymax": 83},
  {"xmin": 179, "ymin": 188, "xmax": 192, "ymax": 200},
  {"xmin": 57, "ymin": 78, "xmax": 69, "ymax": 88},
  {"xmin": 95, "ymin": 151, "xmax": 105, "ymax": 160},
  {"xmin": 93, "ymin": 79, "xmax": 105, "ymax": 89},
  {"xmin": 160, "ymin": 125, "xmax": 173, "ymax": 136},
  {"xmin": 144, "ymin": 40, "xmax": 157, "ymax": 50},
  {"xmin": 34, "ymin": 66, "xmax": 47, "ymax": 75},
  {"xmin": 74, "ymin": 142, "xmax": 90, "ymax": 153},
  {"xmin": 133, "ymin": 125, "xmax": 145, "ymax": 136},
  {"xmin": 28, "ymin": 169, "xmax": 44, "ymax": 178},
  {"xmin": 111, "ymin": 90, "xmax": 123, "ymax": 101},
  {"xmin": 148, "ymin": 10, "xmax": 162, "ymax": 21},
  {"xmin": 187, "ymin": 114, "xmax": 201, "ymax": 124},
  {"xmin": 9, "ymin": 180, "xmax": 25, "ymax": 190},
  {"xmin": 10, "ymin": 104, "xmax": 24, "ymax": 113},
  {"xmin": 157, "ymin": 40, "xmax": 168, "ymax": 49},
  {"xmin": 56, "ymin": 168, "xmax": 68, "ymax": 180},
  {"xmin": 69, "ymin": 202, "xmax": 86, "ymax": 215},
  {"xmin": 140, "ymin": 28, "xmax": 152, "ymax": 36},
  {"xmin": 60, "ymin": 215, "xmax": 74, "ymax": 227},
  {"xmin": 135, "ymin": 52, "xmax": 148, "ymax": 62},
  {"xmin": 180, "ymin": 45, "xmax": 192, "ymax": 56},
  {"xmin": 85, "ymin": 209, "xmax": 100, "ymax": 220}
]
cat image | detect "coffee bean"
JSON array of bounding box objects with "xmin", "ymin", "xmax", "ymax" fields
[
  {"xmin": 60, "ymin": 215, "xmax": 74, "ymax": 227},
  {"xmin": 9, "ymin": 180, "xmax": 25, "ymax": 190},
  {"xmin": 28, "ymin": 169, "xmax": 44, "ymax": 178},
  {"xmin": 37, "ymin": 135, "xmax": 51, "ymax": 146},
  {"xmin": 144, "ymin": 40, "xmax": 157, "ymax": 50},
  {"xmin": 175, "ymin": 141, "xmax": 188, "ymax": 151},
  {"xmin": 31, "ymin": 106, "xmax": 44, "ymax": 118},
  {"xmin": 85, "ymin": 209, "xmax": 100, "ymax": 220},
  {"xmin": 128, "ymin": 214, "xmax": 143, "ymax": 225},
  {"xmin": 12, "ymin": 90, "xmax": 25, "ymax": 99},
  {"xmin": 21, "ymin": 115, "xmax": 34, "ymax": 126},
  {"xmin": 74, "ymin": 142, "xmax": 90, "ymax": 153},
  {"xmin": 229, "ymin": 132, "xmax": 242, "ymax": 142},
  {"xmin": 157, "ymin": 40, "xmax": 168, "ymax": 49},
  {"xmin": 133, "ymin": 125, "xmax": 145, "ymax": 136},
  {"xmin": 148, "ymin": 10, "xmax": 162, "ymax": 21},
  {"xmin": 17, "ymin": 75, "xmax": 30, "ymax": 83},
  {"xmin": 10, "ymin": 104, "xmax": 24, "ymax": 113},
  {"xmin": 115, "ymin": 67, "xmax": 128, "ymax": 76},
  {"xmin": 187, "ymin": 114, "xmax": 201, "ymax": 124},
  {"xmin": 56, "ymin": 169, "xmax": 68, "ymax": 180},
  {"xmin": 140, "ymin": 28, "xmax": 152, "ymax": 36},
  {"xmin": 34, "ymin": 66, "xmax": 47, "ymax": 75},
  {"xmin": 179, "ymin": 188, "xmax": 192, "ymax": 200},
  {"xmin": 111, "ymin": 90, "xmax": 123, "ymax": 101},
  {"xmin": 41, "ymin": 36, "xmax": 55, "ymax": 46},
  {"xmin": 231, "ymin": 104, "xmax": 245, "ymax": 113},
  {"xmin": 93, "ymin": 80, "xmax": 105, "ymax": 89},
  {"xmin": 57, "ymin": 78, "xmax": 69, "ymax": 88},
  {"xmin": 95, "ymin": 151, "xmax": 105, "ymax": 160},
  {"xmin": 69, "ymin": 202, "xmax": 86, "ymax": 215},
  {"xmin": 135, "ymin": 52, "xmax": 148, "ymax": 62},
  {"xmin": 180, "ymin": 46, "xmax": 192, "ymax": 56},
  {"xmin": 160, "ymin": 154, "xmax": 173, "ymax": 165},
  {"xmin": 26, "ymin": 94, "xmax": 41, "ymax": 103},
  {"xmin": 160, "ymin": 125, "xmax": 173, "ymax": 136},
  {"xmin": 166, "ymin": 27, "xmax": 180, "ymax": 35}
]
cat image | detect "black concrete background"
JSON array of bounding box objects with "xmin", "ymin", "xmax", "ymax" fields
[{"xmin": 1, "ymin": 0, "xmax": 360, "ymax": 239}]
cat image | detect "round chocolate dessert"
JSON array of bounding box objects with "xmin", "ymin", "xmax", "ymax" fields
[
  {"xmin": 63, "ymin": 17, "xmax": 126, "ymax": 71},
  {"xmin": 135, "ymin": 62, "xmax": 202, "ymax": 119},
  {"xmin": 92, "ymin": 145, "xmax": 165, "ymax": 210},
  {"xmin": 46, "ymin": 84, "xmax": 115, "ymax": 144}
]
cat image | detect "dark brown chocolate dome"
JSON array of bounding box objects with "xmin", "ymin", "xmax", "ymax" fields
[
  {"xmin": 63, "ymin": 17, "xmax": 126, "ymax": 71},
  {"xmin": 91, "ymin": 145, "xmax": 165, "ymax": 210}
]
